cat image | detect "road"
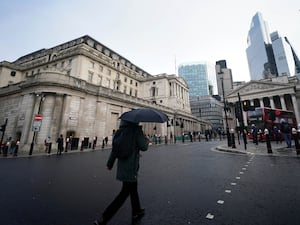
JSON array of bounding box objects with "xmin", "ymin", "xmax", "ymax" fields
[{"xmin": 1, "ymin": 140, "xmax": 300, "ymax": 225}]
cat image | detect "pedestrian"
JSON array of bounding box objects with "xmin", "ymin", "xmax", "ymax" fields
[
  {"xmin": 94, "ymin": 120, "xmax": 149, "ymax": 225},
  {"xmin": 280, "ymin": 119, "xmax": 292, "ymax": 148},
  {"xmin": 274, "ymin": 126, "xmax": 280, "ymax": 144},
  {"xmin": 13, "ymin": 141, "xmax": 20, "ymax": 156},
  {"xmin": 56, "ymin": 134, "xmax": 64, "ymax": 155},
  {"xmin": 251, "ymin": 124, "xmax": 258, "ymax": 145},
  {"xmin": 104, "ymin": 136, "xmax": 108, "ymax": 146}
]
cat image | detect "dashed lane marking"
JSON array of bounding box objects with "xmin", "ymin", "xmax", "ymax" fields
[
  {"xmin": 236, "ymin": 176, "xmax": 241, "ymax": 179},
  {"xmin": 217, "ymin": 200, "xmax": 224, "ymax": 204},
  {"xmin": 225, "ymin": 190, "xmax": 231, "ymax": 193},
  {"xmin": 206, "ymin": 213, "xmax": 214, "ymax": 219},
  {"xmin": 231, "ymin": 182, "xmax": 237, "ymax": 186}
]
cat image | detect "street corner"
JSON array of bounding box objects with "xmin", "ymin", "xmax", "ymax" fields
[{"xmin": 214, "ymin": 145, "xmax": 248, "ymax": 155}]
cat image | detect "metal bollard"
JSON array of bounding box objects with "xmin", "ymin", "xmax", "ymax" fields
[
  {"xmin": 292, "ymin": 128, "xmax": 300, "ymax": 155},
  {"xmin": 230, "ymin": 129, "xmax": 236, "ymax": 148}
]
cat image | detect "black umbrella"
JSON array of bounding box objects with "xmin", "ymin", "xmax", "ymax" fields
[{"xmin": 119, "ymin": 108, "xmax": 168, "ymax": 123}]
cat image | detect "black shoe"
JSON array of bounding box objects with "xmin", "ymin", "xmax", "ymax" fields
[
  {"xmin": 132, "ymin": 208, "xmax": 145, "ymax": 221},
  {"xmin": 93, "ymin": 218, "xmax": 107, "ymax": 225}
]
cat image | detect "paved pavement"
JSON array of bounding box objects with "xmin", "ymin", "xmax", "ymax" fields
[
  {"xmin": 215, "ymin": 139, "xmax": 300, "ymax": 157},
  {"xmin": 2, "ymin": 139, "xmax": 300, "ymax": 159}
]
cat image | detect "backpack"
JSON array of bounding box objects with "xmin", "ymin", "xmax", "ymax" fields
[{"xmin": 112, "ymin": 127, "xmax": 135, "ymax": 159}]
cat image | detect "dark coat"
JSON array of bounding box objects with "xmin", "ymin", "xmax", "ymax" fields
[{"xmin": 107, "ymin": 121, "xmax": 149, "ymax": 182}]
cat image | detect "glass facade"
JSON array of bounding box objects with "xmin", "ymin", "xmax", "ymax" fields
[
  {"xmin": 178, "ymin": 62, "xmax": 217, "ymax": 97},
  {"xmin": 246, "ymin": 12, "xmax": 277, "ymax": 80},
  {"xmin": 246, "ymin": 12, "xmax": 300, "ymax": 80}
]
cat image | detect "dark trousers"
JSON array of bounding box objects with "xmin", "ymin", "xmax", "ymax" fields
[{"xmin": 103, "ymin": 181, "xmax": 141, "ymax": 221}]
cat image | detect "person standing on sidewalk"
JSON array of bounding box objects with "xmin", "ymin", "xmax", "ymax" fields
[
  {"xmin": 56, "ymin": 134, "xmax": 64, "ymax": 155},
  {"xmin": 94, "ymin": 120, "xmax": 149, "ymax": 225},
  {"xmin": 280, "ymin": 119, "xmax": 292, "ymax": 148}
]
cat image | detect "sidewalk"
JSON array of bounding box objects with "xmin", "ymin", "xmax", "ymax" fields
[
  {"xmin": 216, "ymin": 140, "xmax": 300, "ymax": 157},
  {"xmin": 0, "ymin": 145, "xmax": 112, "ymax": 159}
]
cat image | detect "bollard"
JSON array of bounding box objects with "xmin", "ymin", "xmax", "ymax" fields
[
  {"xmin": 292, "ymin": 128, "xmax": 300, "ymax": 155},
  {"xmin": 230, "ymin": 129, "xmax": 236, "ymax": 148},
  {"xmin": 264, "ymin": 128, "xmax": 272, "ymax": 153}
]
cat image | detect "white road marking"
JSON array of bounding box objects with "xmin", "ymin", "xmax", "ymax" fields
[
  {"xmin": 239, "ymin": 171, "xmax": 244, "ymax": 174},
  {"xmin": 206, "ymin": 213, "xmax": 214, "ymax": 219},
  {"xmin": 231, "ymin": 182, "xmax": 237, "ymax": 186},
  {"xmin": 242, "ymin": 168, "xmax": 247, "ymax": 170},
  {"xmin": 225, "ymin": 190, "xmax": 231, "ymax": 193},
  {"xmin": 217, "ymin": 200, "xmax": 224, "ymax": 204},
  {"xmin": 236, "ymin": 176, "xmax": 241, "ymax": 179}
]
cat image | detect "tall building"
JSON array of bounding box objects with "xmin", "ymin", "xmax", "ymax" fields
[
  {"xmin": 178, "ymin": 62, "xmax": 217, "ymax": 97},
  {"xmin": 271, "ymin": 31, "xmax": 300, "ymax": 76},
  {"xmin": 215, "ymin": 60, "xmax": 233, "ymax": 99},
  {"xmin": 246, "ymin": 12, "xmax": 277, "ymax": 80},
  {"xmin": 246, "ymin": 12, "xmax": 300, "ymax": 80}
]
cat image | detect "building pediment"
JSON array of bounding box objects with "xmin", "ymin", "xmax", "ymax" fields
[{"xmin": 227, "ymin": 81, "xmax": 293, "ymax": 99}]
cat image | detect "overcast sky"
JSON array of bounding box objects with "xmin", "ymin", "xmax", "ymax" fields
[{"xmin": 0, "ymin": 0, "xmax": 299, "ymax": 81}]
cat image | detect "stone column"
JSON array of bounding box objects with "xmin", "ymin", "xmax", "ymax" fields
[
  {"xmin": 260, "ymin": 99, "xmax": 264, "ymax": 108},
  {"xmin": 291, "ymin": 95, "xmax": 300, "ymax": 125},
  {"xmin": 280, "ymin": 95, "xmax": 287, "ymax": 110},
  {"xmin": 270, "ymin": 97, "xmax": 275, "ymax": 109}
]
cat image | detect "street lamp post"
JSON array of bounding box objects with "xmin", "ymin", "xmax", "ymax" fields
[
  {"xmin": 220, "ymin": 78, "xmax": 231, "ymax": 147},
  {"xmin": 29, "ymin": 94, "xmax": 45, "ymax": 155}
]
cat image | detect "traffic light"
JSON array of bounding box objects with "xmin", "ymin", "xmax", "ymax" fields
[
  {"xmin": 242, "ymin": 100, "xmax": 250, "ymax": 111},
  {"xmin": 235, "ymin": 103, "xmax": 242, "ymax": 121}
]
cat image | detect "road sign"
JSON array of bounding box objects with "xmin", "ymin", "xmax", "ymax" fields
[
  {"xmin": 35, "ymin": 114, "xmax": 42, "ymax": 121},
  {"xmin": 32, "ymin": 120, "xmax": 42, "ymax": 132}
]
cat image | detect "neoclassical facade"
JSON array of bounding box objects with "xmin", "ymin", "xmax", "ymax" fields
[
  {"xmin": 225, "ymin": 75, "xmax": 300, "ymax": 129},
  {"xmin": 0, "ymin": 35, "xmax": 208, "ymax": 153}
]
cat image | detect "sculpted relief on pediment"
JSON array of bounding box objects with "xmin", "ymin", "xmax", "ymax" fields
[{"xmin": 238, "ymin": 83, "xmax": 284, "ymax": 94}]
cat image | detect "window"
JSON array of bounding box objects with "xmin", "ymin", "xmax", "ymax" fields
[
  {"xmin": 10, "ymin": 71, "xmax": 16, "ymax": 77},
  {"xmin": 130, "ymin": 80, "xmax": 133, "ymax": 85},
  {"xmin": 123, "ymin": 86, "xmax": 127, "ymax": 94},
  {"xmin": 135, "ymin": 82, "xmax": 138, "ymax": 87},
  {"xmin": 106, "ymin": 79, "xmax": 110, "ymax": 88},
  {"xmin": 151, "ymin": 87, "xmax": 156, "ymax": 97},
  {"xmin": 97, "ymin": 75, "xmax": 102, "ymax": 85},
  {"xmin": 124, "ymin": 77, "xmax": 127, "ymax": 82},
  {"xmin": 135, "ymin": 90, "xmax": 138, "ymax": 97},
  {"xmin": 88, "ymin": 71, "xmax": 94, "ymax": 82},
  {"xmin": 107, "ymin": 69, "xmax": 111, "ymax": 76},
  {"xmin": 99, "ymin": 65, "xmax": 103, "ymax": 72},
  {"xmin": 129, "ymin": 88, "xmax": 132, "ymax": 96},
  {"xmin": 90, "ymin": 61, "xmax": 94, "ymax": 69}
]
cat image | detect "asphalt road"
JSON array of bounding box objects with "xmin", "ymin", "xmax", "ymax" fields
[{"xmin": 1, "ymin": 141, "xmax": 300, "ymax": 225}]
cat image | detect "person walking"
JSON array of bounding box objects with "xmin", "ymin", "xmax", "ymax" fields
[
  {"xmin": 280, "ymin": 119, "xmax": 292, "ymax": 148},
  {"xmin": 56, "ymin": 134, "xmax": 64, "ymax": 155},
  {"xmin": 94, "ymin": 120, "xmax": 149, "ymax": 225}
]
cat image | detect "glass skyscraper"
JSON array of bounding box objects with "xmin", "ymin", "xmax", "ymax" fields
[
  {"xmin": 246, "ymin": 12, "xmax": 300, "ymax": 80},
  {"xmin": 178, "ymin": 62, "xmax": 217, "ymax": 97},
  {"xmin": 246, "ymin": 12, "xmax": 277, "ymax": 80}
]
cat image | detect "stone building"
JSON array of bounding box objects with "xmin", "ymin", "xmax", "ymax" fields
[
  {"xmin": 0, "ymin": 35, "xmax": 208, "ymax": 153},
  {"xmin": 226, "ymin": 75, "xmax": 300, "ymax": 130}
]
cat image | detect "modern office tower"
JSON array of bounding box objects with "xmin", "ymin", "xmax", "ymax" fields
[
  {"xmin": 271, "ymin": 31, "xmax": 300, "ymax": 76},
  {"xmin": 178, "ymin": 62, "xmax": 217, "ymax": 97},
  {"xmin": 215, "ymin": 60, "xmax": 233, "ymax": 99},
  {"xmin": 246, "ymin": 12, "xmax": 278, "ymax": 80},
  {"xmin": 190, "ymin": 95, "xmax": 223, "ymax": 130}
]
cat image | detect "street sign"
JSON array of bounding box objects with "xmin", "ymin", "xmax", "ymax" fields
[
  {"xmin": 32, "ymin": 120, "xmax": 42, "ymax": 132},
  {"xmin": 35, "ymin": 114, "xmax": 42, "ymax": 121}
]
